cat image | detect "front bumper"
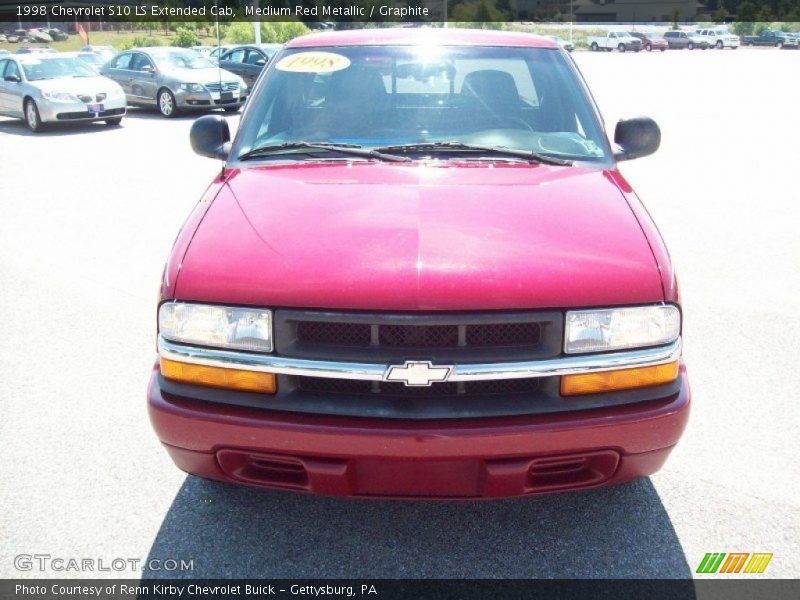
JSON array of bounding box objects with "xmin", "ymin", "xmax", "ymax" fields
[
  {"xmin": 148, "ymin": 363, "xmax": 691, "ymax": 499},
  {"xmin": 37, "ymin": 96, "xmax": 126, "ymax": 123},
  {"xmin": 176, "ymin": 88, "xmax": 245, "ymax": 109}
]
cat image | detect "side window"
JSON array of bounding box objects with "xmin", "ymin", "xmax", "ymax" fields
[
  {"xmin": 245, "ymin": 49, "xmax": 265, "ymax": 66},
  {"xmin": 226, "ymin": 48, "xmax": 246, "ymax": 63},
  {"xmin": 130, "ymin": 53, "xmax": 154, "ymax": 72},
  {"xmin": 5, "ymin": 61, "xmax": 21, "ymax": 80},
  {"xmin": 0, "ymin": 60, "xmax": 7, "ymax": 77},
  {"xmin": 114, "ymin": 53, "xmax": 133, "ymax": 70},
  {"xmin": 609, "ymin": 33, "xmax": 616, "ymax": 39}
]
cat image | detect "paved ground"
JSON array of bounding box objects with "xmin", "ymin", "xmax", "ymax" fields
[{"xmin": 1, "ymin": 48, "xmax": 798, "ymax": 579}]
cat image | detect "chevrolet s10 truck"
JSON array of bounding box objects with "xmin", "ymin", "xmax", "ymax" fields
[{"xmin": 149, "ymin": 29, "xmax": 689, "ymax": 499}]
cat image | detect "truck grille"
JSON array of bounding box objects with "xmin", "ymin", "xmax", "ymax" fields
[
  {"xmin": 276, "ymin": 310, "xmax": 563, "ymax": 363},
  {"xmin": 293, "ymin": 375, "xmax": 541, "ymax": 398}
]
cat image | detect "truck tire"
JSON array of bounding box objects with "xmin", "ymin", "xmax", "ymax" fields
[
  {"xmin": 645, "ymin": 43, "xmax": 652, "ymax": 51},
  {"xmin": 590, "ymin": 42, "xmax": 598, "ymax": 51},
  {"xmin": 688, "ymin": 42, "xmax": 694, "ymax": 50},
  {"xmin": 618, "ymin": 43, "xmax": 626, "ymax": 52},
  {"xmin": 716, "ymin": 40, "xmax": 723, "ymax": 49}
]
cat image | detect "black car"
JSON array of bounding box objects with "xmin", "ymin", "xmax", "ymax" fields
[{"xmin": 218, "ymin": 44, "xmax": 281, "ymax": 91}]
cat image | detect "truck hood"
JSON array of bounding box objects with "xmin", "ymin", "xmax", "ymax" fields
[{"xmin": 175, "ymin": 163, "xmax": 664, "ymax": 311}]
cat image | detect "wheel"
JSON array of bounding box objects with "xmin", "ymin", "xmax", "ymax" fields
[
  {"xmin": 618, "ymin": 43, "xmax": 626, "ymax": 52},
  {"xmin": 157, "ymin": 88, "xmax": 178, "ymax": 118},
  {"xmin": 660, "ymin": 47, "xmax": 666, "ymax": 52},
  {"xmin": 590, "ymin": 42, "xmax": 598, "ymax": 51},
  {"xmin": 223, "ymin": 106, "xmax": 240, "ymax": 113},
  {"xmin": 645, "ymin": 43, "xmax": 652, "ymax": 51},
  {"xmin": 716, "ymin": 40, "xmax": 723, "ymax": 49},
  {"xmin": 688, "ymin": 42, "xmax": 694, "ymax": 50},
  {"xmin": 25, "ymin": 98, "xmax": 44, "ymax": 132},
  {"xmin": 732, "ymin": 45, "xmax": 738, "ymax": 50},
  {"xmin": 104, "ymin": 117, "xmax": 122, "ymax": 126}
]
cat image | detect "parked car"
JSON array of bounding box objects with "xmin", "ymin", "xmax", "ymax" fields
[
  {"xmin": 218, "ymin": 43, "xmax": 281, "ymax": 90},
  {"xmin": 0, "ymin": 54, "xmax": 126, "ymax": 132},
  {"xmin": 663, "ymin": 30, "xmax": 709, "ymax": 50},
  {"xmin": 547, "ymin": 35, "xmax": 574, "ymax": 52},
  {"xmin": 628, "ymin": 31, "xmax": 668, "ymax": 51},
  {"xmin": 588, "ymin": 31, "xmax": 642, "ymax": 52},
  {"xmin": 12, "ymin": 30, "xmax": 33, "ymax": 43},
  {"xmin": 67, "ymin": 51, "xmax": 107, "ymax": 72},
  {"xmin": 149, "ymin": 29, "xmax": 688, "ymax": 499},
  {"xmin": 696, "ymin": 28, "xmax": 740, "ymax": 49},
  {"xmin": 80, "ymin": 45, "xmax": 117, "ymax": 62},
  {"xmin": 0, "ymin": 34, "xmax": 7, "ymax": 43},
  {"xmin": 15, "ymin": 47, "xmax": 57, "ymax": 55},
  {"xmin": 743, "ymin": 30, "xmax": 797, "ymax": 48},
  {"xmin": 100, "ymin": 47, "xmax": 246, "ymax": 117}
]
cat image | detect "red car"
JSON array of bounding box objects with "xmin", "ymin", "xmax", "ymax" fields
[
  {"xmin": 629, "ymin": 31, "xmax": 669, "ymax": 51},
  {"xmin": 149, "ymin": 29, "xmax": 689, "ymax": 499}
]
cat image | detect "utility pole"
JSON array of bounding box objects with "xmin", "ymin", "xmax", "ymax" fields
[{"xmin": 253, "ymin": 0, "xmax": 261, "ymax": 44}]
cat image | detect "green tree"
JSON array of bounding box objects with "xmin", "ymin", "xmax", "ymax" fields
[{"xmin": 172, "ymin": 27, "xmax": 201, "ymax": 47}]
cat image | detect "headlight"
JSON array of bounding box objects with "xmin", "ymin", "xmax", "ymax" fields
[
  {"xmin": 41, "ymin": 90, "xmax": 77, "ymax": 102},
  {"xmin": 564, "ymin": 305, "xmax": 680, "ymax": 354},
  {"xmin": 179, "ymin": 83, "xmax": 205, "ymax": 93},
  {"xmin": 159, "ymin": 303, "xmax": 273, "ymax": 352}
]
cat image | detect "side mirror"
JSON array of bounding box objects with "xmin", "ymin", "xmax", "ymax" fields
[
  {"xmin": 141, "ymin": 64, "xmax": 154, "ymax": 74},
  {"xmin": 4, "ymin": 74, "xmax": 21, "ymax": 83},
  {"xmin": 190, "ymin": 115, "xmax": 231, "ymax": 160},
  {"xmin": 256, "ymin": 58, "xmax": 266, "ymax": 66},
  {"xmin": 614, "ymin": 117, "xmax": 660, "ymax": 161}
]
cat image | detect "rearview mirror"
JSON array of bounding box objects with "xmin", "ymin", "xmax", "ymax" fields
[
  {"xmin": 614, "ymin": 117, "xmax": 660, "ymax": 161},
  {"xmin": 190, "ymin": 115, "xmax": 231, "ymax": 160}
]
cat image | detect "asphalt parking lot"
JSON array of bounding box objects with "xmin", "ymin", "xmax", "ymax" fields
[{"xmin": 1, "ymin": 47, "xmax": 798, "ymax": 579}]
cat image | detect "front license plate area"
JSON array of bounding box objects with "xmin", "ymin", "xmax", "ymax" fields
[
  {"xmin": 221, "ymin": 92, "xmax": 233, "ymax": 101},
  {"xmin": 88, "ymin": 103, "xmax": 104, "ymax": 113}
]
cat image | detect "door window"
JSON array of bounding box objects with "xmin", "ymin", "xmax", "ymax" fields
[
  {"xmin": 245, "ymin": 49, "xmax": 266, "ymax": 66},
  {"xmin": 130, "ymin": 53, "xmax": 154, "ymax": 72},
  {"xmin": 225, "ymin": 48, "xmax": 247, "ymax": 63},
  {"xmin": 5, "ymin": 60, "xmax": 21, "ymax": 80},
  {"xmin": 113, "ymin": 53, "xmax": 133, "ymax": 70}
]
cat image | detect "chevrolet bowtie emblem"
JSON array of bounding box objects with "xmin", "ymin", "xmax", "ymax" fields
[{"xmin": 384, "ymin": 361, "xmax": 453, "ymax": 387}]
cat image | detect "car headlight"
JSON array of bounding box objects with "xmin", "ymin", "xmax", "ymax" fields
[
  {"xmin": 159, "ymin": 302, "xmax": 273, "ymax": 352},
  {"xmin": 41, "ymin": 90, "xmax": 77, "ymax": 102},
  {"xmin": 179, "ymin": 83, "xmax": 205, "ymax": 93},
  {"xmin": 564, "ymin": 305, "xmax": 680, "ymax": 354}
]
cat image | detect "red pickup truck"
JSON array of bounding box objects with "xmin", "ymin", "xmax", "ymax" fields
[{"xmin": 149, "ymin": 29, "xmax": 689, "ymax": 499}]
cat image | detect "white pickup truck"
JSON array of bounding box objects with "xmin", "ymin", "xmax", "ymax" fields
[{"xmin": 587, "ymin": 31, "xmax": 643, "ymax": 52}]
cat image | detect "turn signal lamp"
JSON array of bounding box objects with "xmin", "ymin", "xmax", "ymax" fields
[
  {"xmin": 160, "ymin": 358, "xmax": 276, "ymax": 394},
  {"xmin": 561, "ymin": 361, "xmax": 679, "ymax": 396}
]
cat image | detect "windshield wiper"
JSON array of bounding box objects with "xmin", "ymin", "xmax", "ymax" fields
[
  {"xmin": 374, "ymin": 141, "xmax": 573, "ymax": 166},
  {"xmin": 238, "ymin": 141, "xmax": 410, "ymax": 163}
]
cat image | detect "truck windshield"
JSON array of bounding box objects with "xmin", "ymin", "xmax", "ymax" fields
[{"xmin": 234, "ymin": 45, "xmax": 609, "ymax": 163}]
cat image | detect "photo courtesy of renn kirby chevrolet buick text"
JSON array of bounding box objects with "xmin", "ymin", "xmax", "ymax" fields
[{"xmin": 149, "ymin": 28, "xmax": 689, "ymax": 499}]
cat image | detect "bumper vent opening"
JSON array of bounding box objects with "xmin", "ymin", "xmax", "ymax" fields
[
  {"xmin": 526, "ymin": 451, "xmax": 620, "ymax": 492},
  {"xmin": 217, "ymin": 450, "xmax": 309, "ymax": 490}
]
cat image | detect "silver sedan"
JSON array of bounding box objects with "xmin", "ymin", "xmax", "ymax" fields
[
  {"xmin": 100, "ymin": 47, "xmax": 246, "ymax": 118},
  {"xmin": 0, "ymin": 54, "xmax": 127, "ymax": 132}
]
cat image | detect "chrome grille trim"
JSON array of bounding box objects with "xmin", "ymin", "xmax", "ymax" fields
[{"xmin": 158, "ymin": 336, "xmax": 681, "ymax": 382}]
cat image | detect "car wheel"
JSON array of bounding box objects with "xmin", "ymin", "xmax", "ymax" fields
[
  {"xmin": 660, "ymin": 47, "xmax": 666, "ymax": 52},
  {"xmin": 645, "ymin": 43, "xmax": 652, "ymax": 51},
  {"xmin": 688, "ymin": 42, "xmax": 694, "ymax": 50},
  {"xmin": 618, "ymin": 43, "xmax": 626, "ymax": 52},
  {"xmin": 25, "ymin": 98, "xmax": 44, "ymax": 133},
  {"xmin": 104, "ymin": 117, "xmax": 123, "ymax": 126},
  {"xmin": 590, "ymin": 42, "xmax": 598, "ymax": 51},
  {"xmin": 716, "ymin": 40, "xmax": 724, "ymax": 49},
  {"xmin": 158, "ymin": 88, "xmax": 178, "ymax": 118}
]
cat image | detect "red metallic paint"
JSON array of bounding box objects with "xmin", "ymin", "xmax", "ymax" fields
[
  {"xmin": 168, "ymin": 164, "xmax": 666, "ymax": 310},
  {"xmin": 152, "ymin": 29, "xmax": 688, "ymax": 497},
  {"xmin": 148, "ymin": 364, "xmax": 690, "ymax": 499}
]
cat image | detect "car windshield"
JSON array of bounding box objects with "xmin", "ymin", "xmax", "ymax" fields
[
  {"xmin": 234, "ymin": 45, "xmax": 609, "ymax": 163},
  {"xmin": 150, "ymin": 50, "xmax": 214, "ymax": 70},
  {"xmin": 21, "ymin": 57, "xmax": 96, "ymax": 80}
]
